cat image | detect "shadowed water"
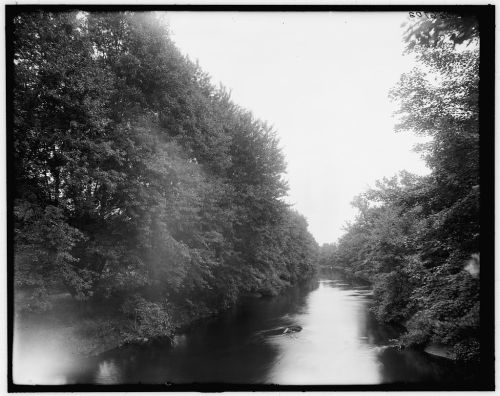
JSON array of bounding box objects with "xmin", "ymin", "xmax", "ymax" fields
[{"xmin": 15, "ymin": 273, "xmax": 474, "ymax": 385}]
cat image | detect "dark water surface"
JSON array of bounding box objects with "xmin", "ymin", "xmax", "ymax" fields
[{"xmin": 16, "ymin": 273, "xmax": 476, "ymax": 385}]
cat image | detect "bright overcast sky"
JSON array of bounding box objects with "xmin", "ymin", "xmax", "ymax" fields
[{"xmin": 166, "ymin": 12, "xmax": 430, "ymax": 245}]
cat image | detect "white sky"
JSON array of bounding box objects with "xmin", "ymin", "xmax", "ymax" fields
[{"xmin": 166, "ymin": 12, "xmax": 430, "ymax": 245}]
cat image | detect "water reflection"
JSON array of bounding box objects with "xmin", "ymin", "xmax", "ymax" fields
[
  {"xmin": 13, "ymin": 337, "xmax": 69, "ymax": 385},
  {"xmin": 20, "ymin": 274, "xmax": 474, "ymax": 385},
  {"xmin": 13, "ymin": 316, "xmax": 83, "ymax": 385},
  {"xmin": 265, "ymin": 280, "xmax": 382, "ymax": 384},
  {"xmin": 67, "ymin": 279, "xmax": 318, "ymax": 384},
  {"xmin": 95, "ymin": 360, "xmax": 122, "ymax": 384}
]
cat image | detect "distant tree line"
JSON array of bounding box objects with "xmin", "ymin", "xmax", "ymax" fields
[
  {"xmin": 320, "ymin": 15, "xmax": 480, "ymax": 362},
  {"xmin": 12, "ymin": 11, "xmax": 318, "ymax": 342}
]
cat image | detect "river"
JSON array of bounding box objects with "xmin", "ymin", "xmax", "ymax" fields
[{"xmin": 15, "ymin": 271, "xmax": 477, "ymax": 386}]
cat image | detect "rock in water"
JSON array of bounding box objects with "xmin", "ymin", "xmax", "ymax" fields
[
  {"xmin": 424, "ymin": 344, "xmax": 454, "ymax": 360},
  {"xmin": 260, "ymin": 325, "xmax": 303, "ymax": 337},
  {"xmin": 283, "ymin": 325, "xmax": 302, "ymax": 334}
]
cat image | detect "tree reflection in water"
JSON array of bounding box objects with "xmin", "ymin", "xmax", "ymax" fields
[{"xmin": 63, "ymin": 275, "xmax": 473, "ymax": 385}]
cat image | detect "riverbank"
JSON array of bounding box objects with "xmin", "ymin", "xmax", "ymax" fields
[
  {"xmin": 14, "ymin": 274, "xmax": 316, "ymax": 358},
  {"xmin": 15, "ymin": 301, "xmax": 209, "ymax": 359},
  {"xmin": 15, "ymin": 297, "xmax": 129, "ymax": 358}
]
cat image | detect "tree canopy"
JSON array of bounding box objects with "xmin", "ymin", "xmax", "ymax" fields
[
  {"xmin": 327, "ymin": 14, "xmax": 480, "ymax": 362},
  {"xmin": 12, "ymin": 11, "xmax": 319, "ymax": 342}
]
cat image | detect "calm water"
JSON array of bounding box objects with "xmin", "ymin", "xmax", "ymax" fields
[{"xmin": 15, "ymin": 273, "xmax": 475, "ymax": 385}]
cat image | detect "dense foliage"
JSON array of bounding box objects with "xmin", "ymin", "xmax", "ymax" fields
[
  {"xmin": 326, "ymin": 15, "xmax": 480, "ymax": 362},
  {"xmin": 12, "ymin": 11, "xmax": 318, "ymax": 342}
]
